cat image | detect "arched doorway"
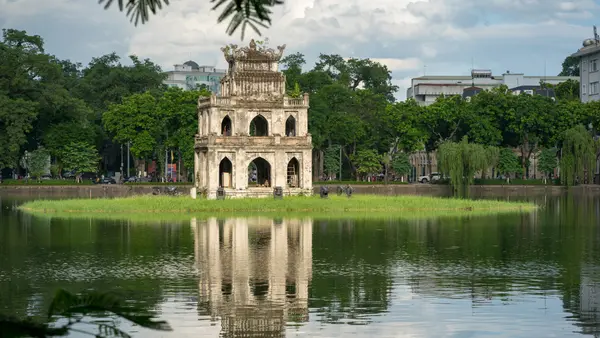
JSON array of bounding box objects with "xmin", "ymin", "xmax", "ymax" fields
[
  {"xmin": 248, "ymin": 157, "xmax": 271, "ymax": 187},
  {"xmin": 249, "ymin": 115, "xmax": 268, "ymax": 136},
  {"xmin": 219, "ymin": 157, "xmax": 233, "ymax": 188},
  {"xmin": 285, "ymin": 115, "xmax": 296, "ymax": 136},
  {"xmin": 287, "ymin": 158, "xmax": 299, "ymax": 188},
  {"xmin": 221, "ymin": 115, "xmax": 232, "ymax": 136}
]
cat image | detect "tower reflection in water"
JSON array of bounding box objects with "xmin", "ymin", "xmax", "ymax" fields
[{"xmin": 191, "ymin": 217, "xmax": 313, "ymax": 337}]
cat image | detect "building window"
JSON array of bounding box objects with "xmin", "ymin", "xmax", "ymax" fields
[
  {"xmin": 583, "ymin": 84, "xmax": 587, "ymax": 95},
  {"xmin": 590, "ymin": 82, "xmax": 599, "ymax": 95},
  {"xmin": 590, "ymin": 59, "xmax": 598, "ymax": 72},
  {"xmin": 583, "ymin": 60, "xmax": 587, "ymax": 71},
  {"xmin": 525, "ymin": 90, "xmax": 534, "ymax": 95}
]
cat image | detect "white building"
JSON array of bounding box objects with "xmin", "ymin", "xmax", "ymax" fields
[
  {"xmin": 407, "ymin": 69, "xmax": 577, "ymax": 106},
  {"xmin": 163, "ymin": 60, "xmax": 227, "ymax": 94},
  {"xmin": 571, "ymin": 29, "xmax": 600, "ymax": 103}
]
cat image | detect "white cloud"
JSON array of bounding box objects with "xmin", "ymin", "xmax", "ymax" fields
[{"xmin": 2, "ymin": 0, "xmax": 599, "ymax": 99}]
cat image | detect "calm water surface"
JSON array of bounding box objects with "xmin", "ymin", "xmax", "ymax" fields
[{"xmin": 1, "ymin": 194, "xmax": 600, "ymax": 337}]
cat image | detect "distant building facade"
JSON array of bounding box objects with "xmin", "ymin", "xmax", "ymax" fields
[
  {"xmin": 407, "ymin": 69, "xmax": 577, "ymax": 106},
  {"xmin": 571, "ymin": 30, "xmax": 600, "ymax": 103},
  {"xmin": 163, "ymin": 60, "xmax": 226, "ymax": 94}
]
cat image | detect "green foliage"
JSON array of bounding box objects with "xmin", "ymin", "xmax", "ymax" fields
[
  {"xmin": 23, "ymin": 148, "xmax": 50, "ymax": 180},
  {"xmin": 559, "ymin": 55, "xmax": 580, "ymax": 76},
  {"xmin": 324, "ymin": 145, "xmax": 341, "ymax": 177},
  {"xmin": 437, "ymin": 137, "xmax": 488, "ymax": 198},
  {"xmin": 560, "ymin": 125, "xmax": 596, "ymax": 186},
  {"xmin": 538, "ymin": 148, "xmax": 558, "ymax": 179},
  {"xmin": 98, "ymin": 0, "xmax": 283, "ymax": 39},
  {"xmin": 350, "ymin": 150, "xmax": 382, "ymax": 178},
  {"xmin": 480, "ymin": 146, "xmax": 500, "ymax": 179},
  {"xmin": 288, "ymin": 82, "xmax": 302, "ymax": 98},
  {"xmin": 0, "ymin": 288, "xmax": 171, "ymax": 337},
  {"xmin": 497, "ymin": 148, "xmax": 522, "ymax": 178},
  {"xmin": 59, "ymin": 142, "xmax": 100, "ymax": 175},
  {"xmin": 391, "ymin": 152, "xmax": 412, "ymax": 177},
  {"xmin": 103, "ymin": 92, "xmax": 160, "ymax": 159}
]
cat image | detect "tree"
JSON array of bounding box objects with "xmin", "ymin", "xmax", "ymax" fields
[
  {"xmin": 60, "ymin": 142, "xmax": 100, "ymax": 183},
  {"xmin": 350, "ymin": 149, "xmax": 381, "ymax": 180},
  {"xmin": 323, "ymin": 145, "xmax": 341, "ymax": 180},
  {"xmin": 422, "ymin": 95, "xmax": 469, "ymax": 151},
  {"xmin": 0, "ymin": 29, "xmax": 53, "ymax": 169},
  {"xmin": 103, "ymin": 92, "xmax": 161, "ymax": 162},
  {"xmin": 156, "ymin": 87, "xmax": 210, "ymax": 181},
  {"xmin": 559, "ymin": 55, "xmax": 580, "ymax": 76},
  {"xmin": 503, "ymin": 93, "xmax": 555, "ymax": 178},
  {"xmin": 560, "ymin": 125, "xmax": 596, "ymax": 186},
  {"xmin": 21, "ymin": 148, "xmax": 49, "ymax": 182},
  {"xmin": 98, "ymin": 0, "xmax": 282, "ymax": 39},
  {"xmin": 280, "ymin": 52, "xmax": 306, "ymax": 92},
  {"xmin": 496, "ymin": 148, "xmax": 522, "ymax": 183},
  {"xmin": 391, "ymin": 152, "xmax": 412, "ymax": 182},
  {"xmin": 437, "ymin": 137, "xmax": 488, "ymax": 198},
  {"xmin": 538, "ymin": 147, "xmax": 558, "ymax": 184},
  {"xmin": 481, "ymin": 146, "xmax": 500, "ymax": 179}
]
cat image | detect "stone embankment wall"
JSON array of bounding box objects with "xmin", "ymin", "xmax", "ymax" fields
[{"xmin": 3, "ymin": 184, "xmax": 600, "ymax": 198}]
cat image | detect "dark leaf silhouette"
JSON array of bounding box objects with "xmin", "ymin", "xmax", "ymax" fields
[
  {"xmin": 0, "ymin": 288, "xmax": 171, "ymax": 337},
  {"xmin": 98, "ymin": 0, "xmax": 283, "ymax": 38}
]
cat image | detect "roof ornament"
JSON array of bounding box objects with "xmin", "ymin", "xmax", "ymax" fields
[{"xmin": 221, "ymin": 40, "xmax": 287, "ymax": 63}]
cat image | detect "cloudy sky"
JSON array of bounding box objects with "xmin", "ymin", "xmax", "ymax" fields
[{"xmin": 1, "ymin": 0, "xmax": 598, "ymax": 99}]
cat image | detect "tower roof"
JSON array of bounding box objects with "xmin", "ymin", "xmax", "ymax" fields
[{"xmin": 221, "ymin": 39, "xmax": 286, "ymax": 63}]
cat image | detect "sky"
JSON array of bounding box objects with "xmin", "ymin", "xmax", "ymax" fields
[{"xmin": 1, "ymin": 0, "xmax": 599, "ymax": 100}]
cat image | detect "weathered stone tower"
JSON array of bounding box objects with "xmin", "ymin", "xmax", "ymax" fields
[{"xmin": 194, "ymin": 40, "xmax": 312, "ymax": 199}]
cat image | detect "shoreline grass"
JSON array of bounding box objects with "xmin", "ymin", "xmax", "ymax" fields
[{"xmin": 19, "ymin": 195, "xmax": 537, "ymax": 221}]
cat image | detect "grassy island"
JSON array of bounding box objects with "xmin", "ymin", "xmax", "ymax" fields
[{"xmin": 19, "ymin": 195, "xmax": 537, "ymax": 221}]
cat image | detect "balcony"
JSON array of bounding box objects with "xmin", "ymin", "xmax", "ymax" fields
[
  {"xmin": 195, "ymin": 135, "xmax": 312, "ymax": 148},
  {"xmin": 198, "ymin": 94, "xmax": 309, "ymax": 109}
]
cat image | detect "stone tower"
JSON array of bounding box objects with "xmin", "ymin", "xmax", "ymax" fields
[{"xmin": 194, "ymin": 40, "xmax": 312, "ymax": 199}]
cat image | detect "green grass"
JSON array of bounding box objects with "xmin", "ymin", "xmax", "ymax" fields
[
  {"xmin": 0, "ymin": 179, "xmax": 93, "ymax": 186},
  {"xmin": 19, "ymin": 195, "xmax": 537, "ymax": 221}
]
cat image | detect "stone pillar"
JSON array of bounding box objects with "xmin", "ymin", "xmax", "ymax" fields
[
  {"xmin": 302, "ymin": 149, "xmax": 313, "ymax": 190},
  {"xmin": 198, "ymin": 111, "xmax": 204, "ymax": 136},
  {"xmin": 194, "ymin": 151, "xmax": 200, "ymax": 188},
  {"xmin": 207, "ymin": 150, "xmax": 219, "ymax": 194},
  {"xmin": 274, "ymin": 149, "xmax": 286, "ymax": 189},
  {"xmin": 298, "ymin": 107, "xmax": 308, "ymax": 136},
  {"xmin": 236, "ymin": 149, "xmax": 247, "ymax": 190}
]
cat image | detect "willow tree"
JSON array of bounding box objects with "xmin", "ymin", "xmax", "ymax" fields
[
  {"xmin": 560, "ymin": 125, "xmax": 596, "ymax": 186},
  {"xmin": 481, "ymin": 146, "xmax": 500, "ymax": 179},
  {"xmin": 437, "ymin": 136, "xmax": 488, "ymax": 198}
]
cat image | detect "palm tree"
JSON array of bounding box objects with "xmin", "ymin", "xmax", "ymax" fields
[{"xmin": 98, "ymin": 0, "xmax": 282, "ymax": 39}]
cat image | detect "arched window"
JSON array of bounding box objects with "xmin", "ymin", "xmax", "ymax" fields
[
  {"xmin": 285, "ymin": 115, "xmax": 296, "ymax": 136},
  {"xmin": 287, "ymin": 158, "xmax": 300, "ymax": 188},
  {"xmin": 247, "ymin": 157, "xmax": 271, "ymax": 187},
  {"xmin": 221, "ymin": 115, "xmax": 232, "ymax": 136},
  {"xmin": 249, "ymin": 115, "xmax": 268, "ymax": 136},
  {"xmin": 219, "ymin": 157, "xmax": 233, "ymax": 188}
]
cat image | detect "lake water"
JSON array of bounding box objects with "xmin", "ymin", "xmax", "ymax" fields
[{"xmin": 1, "ymin": 194, "xmax": 600, "ymax": 337}]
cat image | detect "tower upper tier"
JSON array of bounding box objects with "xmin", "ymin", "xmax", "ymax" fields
[{"xmin": 219, "ymin": 40, "xmax": 287, "ymax": 99}]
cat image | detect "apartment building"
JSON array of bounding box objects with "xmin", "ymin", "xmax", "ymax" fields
[
  {"xmin": 407, "ymin": 69, "xmax": 577, "ymax": 106},
  {"xmin": 163, "ymin": 61, "xmax": 226, "ymax": 94},
  {"xmin": 571, "ymin": 32, "xmax": 600, "ymax": 103}
]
